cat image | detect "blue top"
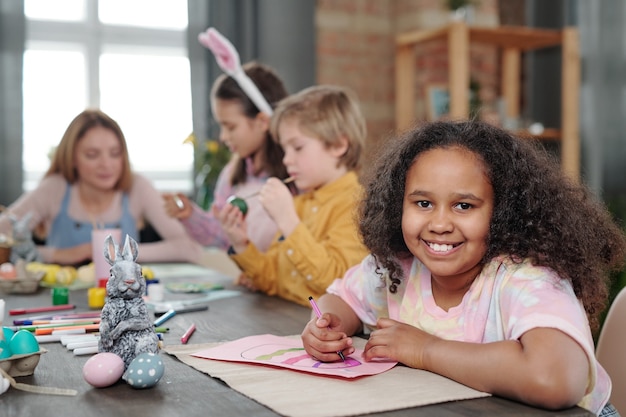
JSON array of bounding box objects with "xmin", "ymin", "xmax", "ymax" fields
[{"xmin": 46, "ymin": 184, "xmax": 138, "ymax": 249}]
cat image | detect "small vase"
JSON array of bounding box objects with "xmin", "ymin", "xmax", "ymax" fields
[
  {"xmin": 194, "ymin": 164, "xmax": 214, "ymax": 210},
  {"xmin": 449, "ymin": 5, "xmax": 475, "ymax": 24},
  {"xmin": 196, "ymin": 184, "xmax": 215, "ymax": 210}
]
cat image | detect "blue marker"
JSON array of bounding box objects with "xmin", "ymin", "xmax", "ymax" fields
[{"xmin": 153, "ymin": 309, "xmax": 176, "ymax": 327}]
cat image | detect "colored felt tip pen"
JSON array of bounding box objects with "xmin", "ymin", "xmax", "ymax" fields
[
  {"xmin": 308, "ymin": 296, "xmax": 346, "ymax": 362},
  {"xmin": 9, "ymin": 304, "xmax": 76, "ymax": 316},
  {"xmin": 153, "ymin": 309, "xmax": 176, "ymax": 327},
  {"xmin": 180, "ymin": 323, "xmax": 196, "ymax": 344},
  {"xmin": 154, "ymin": 304, "xmax": 208, "ymax": 317}
]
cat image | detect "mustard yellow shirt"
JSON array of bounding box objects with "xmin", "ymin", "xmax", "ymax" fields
[{"xmin": 230, "ymin": 171, "xmax": 368, "ymax": 306}]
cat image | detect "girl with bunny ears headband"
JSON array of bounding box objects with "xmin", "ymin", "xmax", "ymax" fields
[{"xmin": 162, "ymin": 29, "xmax": 293, "ymax": 252}]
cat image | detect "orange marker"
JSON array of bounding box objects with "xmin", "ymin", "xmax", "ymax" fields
[{"xmin": 35, "ymin": 323, "xmax": 100, "ymax": 335}]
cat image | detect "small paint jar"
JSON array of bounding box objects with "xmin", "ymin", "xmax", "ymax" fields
[
  {"xmin": 147, "ymin": 283, "xmax": 165, "ymax": 302},
  {"xmin": 51, "ymin": 287, "xmax": 69, "ymax": 305},
  {"xmin": 88, "ymin": 287, "xmax": 106, "ymax": 309}
]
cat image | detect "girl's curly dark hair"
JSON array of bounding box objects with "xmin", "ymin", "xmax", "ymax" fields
[{"xmin": 359, "ymin": 120, "xmax": 626, "ymax": 331}]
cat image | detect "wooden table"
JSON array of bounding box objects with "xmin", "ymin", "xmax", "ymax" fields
[{"xmin": 0, "ymin": 264, "xmax": 594, "ymax": 417}]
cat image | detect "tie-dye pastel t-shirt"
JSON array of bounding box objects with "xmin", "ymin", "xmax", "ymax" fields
[{"xmin": 327, "ymin": 254, "xmax": 610, "ymax": 415}]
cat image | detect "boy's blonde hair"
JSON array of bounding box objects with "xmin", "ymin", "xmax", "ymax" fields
[{"xmin": 270, "ymin": 85, "xmax": 366, "ymax": 170}]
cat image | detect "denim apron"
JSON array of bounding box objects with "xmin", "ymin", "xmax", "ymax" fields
[{"xmin": 47, "ymin": 184, "xmax": 138, "ymax": 249}]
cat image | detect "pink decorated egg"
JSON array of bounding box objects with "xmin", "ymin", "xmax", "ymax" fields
[
  {"xmin": 0, "ymin": 262, "xmax": 16, "ymax": 279},
  {"xmin": 83, "ymin": 352, "xmax": 125, "ymax": 388}
]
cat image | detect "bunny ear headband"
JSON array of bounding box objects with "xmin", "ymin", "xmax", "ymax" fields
[{"xmin": 198, "ymin": 27, "xmax": 273, "ymax": 116}]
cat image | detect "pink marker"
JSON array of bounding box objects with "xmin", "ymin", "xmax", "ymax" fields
[
  {"xmin": 180, "ymin": 323, "xmax": 196, "ymax": 345},
  {"xmin": 9, "ymin": 304, "xmax": 75, "ymax": 316}
]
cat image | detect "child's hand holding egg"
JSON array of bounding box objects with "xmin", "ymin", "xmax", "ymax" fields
[
  {"xmin": 226, "ymin": 195, "xmax": 248, "ymax": 216},
  {"xmin": 225, "ymin": 176, "xmax": 294, "ymax": 217}
]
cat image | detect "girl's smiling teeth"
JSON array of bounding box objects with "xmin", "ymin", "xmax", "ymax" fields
[{"xmin": 426, "ymin": 241, "xmax": 458, "ymax": 252}]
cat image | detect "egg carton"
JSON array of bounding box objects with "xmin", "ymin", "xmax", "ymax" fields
[
  {"xmin": 0, "ymin": 260, "xmax": 45, "ymax": 294},
  {"xmin": 0, "ymin": 349, "xmax": 47, "ymax": 377}
]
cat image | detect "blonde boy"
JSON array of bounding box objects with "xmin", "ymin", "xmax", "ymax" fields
[{"xmin": 218, "ymin": 85, "xmax": 369, "ymax": 306}]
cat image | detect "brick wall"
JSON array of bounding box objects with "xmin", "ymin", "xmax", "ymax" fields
[{"xmin": 315, "ymin": 0, "xmax": 501, "ymax": 162}]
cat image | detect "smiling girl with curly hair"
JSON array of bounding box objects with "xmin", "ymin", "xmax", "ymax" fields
[{"xmin": 302, "ymin": 120, "xmax": 626, "ymax": 416}]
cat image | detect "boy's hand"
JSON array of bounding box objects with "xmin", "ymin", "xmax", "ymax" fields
[
  {"xmin": 214, "ymin": 203, "xmax": 249, "ymax": 252},
  {"xmin": 301, "ymin": 313, "xmax": 354, "ymax": 362},
  {"xmin": 258, "ymin": 178, "xmax": 299, "ymax": 236},
  {"xmin": 234, "ymin": 272, "xmax": 258, "ymax": 291}
]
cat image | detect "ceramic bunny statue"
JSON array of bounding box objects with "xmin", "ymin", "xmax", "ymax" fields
[
  {"xmin": 98, "ymin": 234, "xmax": 159, "ymax": 368},
  {"xmin": 9, "ymin": 212, "xmax": 40, "ymax": 264}
]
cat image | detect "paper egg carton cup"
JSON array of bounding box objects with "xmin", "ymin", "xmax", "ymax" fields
[
  {"xmin": 0, "ymin": 350, "xmax": 47, "ymax": 377},
  {"xmin": 0, "ymin": 260, "xmax": 45, "ymax": 294}
]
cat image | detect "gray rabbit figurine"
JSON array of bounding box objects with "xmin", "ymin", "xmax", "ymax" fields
[
  {"xmin": 98, "ymin": 234, "xmax": 159, "ymax": 369},
  {"xmin": 9, "ymin": 212, "xmax": 41, "ymax": 264}
]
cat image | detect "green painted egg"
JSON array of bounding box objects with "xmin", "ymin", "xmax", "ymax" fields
[{"xmin": 227, "ymin": 196, "xmax": 248, "ymax": 216}]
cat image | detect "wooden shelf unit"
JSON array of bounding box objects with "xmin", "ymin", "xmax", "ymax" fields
[{"xmin": 395, "ymin": 22, "xmax": 581, "ymax": 181}]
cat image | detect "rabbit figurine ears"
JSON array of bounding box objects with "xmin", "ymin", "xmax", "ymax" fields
[
  {"xmin": 103, "ymin": 234, "xmax": 138, "ymax": 266},
  {"xmin": 9, "ymin": 211, "xmax": 33, "ymax": 240}
]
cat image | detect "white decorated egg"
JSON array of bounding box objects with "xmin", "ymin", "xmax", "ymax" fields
[
  {"xmin": 83, "ymin": 352, "xmax": 125, "ymax": 388},
  {"xmin": 122, "ymin": 352, "xmax": 164, "ymax": 389}
]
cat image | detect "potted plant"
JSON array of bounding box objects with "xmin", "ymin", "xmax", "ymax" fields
[{"xmin": 184, "ymin": 133, "xmax": 231, "ymax": 210}]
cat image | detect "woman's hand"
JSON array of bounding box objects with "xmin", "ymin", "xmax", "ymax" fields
[
  {"xmin": 213, "ymin": 203, "xmax": 249, "ymax": 253},
  {"xmin": 51, "ymin": 242, "xmax": 92, "ymax": 266},
  {"xmin": 363, "ymin": 318, "xmax": 438, "ymax": 368},
  {"xmin": 301, "ymin": 313, "xmax": 354, "ymax": 362},
  {"xmin": 162, "ymin": 193, "xmax": 192, "ymax": 220}
]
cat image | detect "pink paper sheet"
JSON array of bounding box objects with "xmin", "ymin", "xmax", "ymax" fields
[{"xmin": 191, "ymin": 334, "xmax": 397, "ymax": 378}]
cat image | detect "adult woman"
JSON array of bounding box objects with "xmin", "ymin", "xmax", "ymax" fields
[{"xmin": 0, "ymin": 109, "xmax": 203, "ymax": 265}]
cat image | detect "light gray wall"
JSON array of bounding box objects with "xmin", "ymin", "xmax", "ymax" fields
[
  {"xmin": 256, "ymin": 0, "xmax": 316, "ymax": 94},
  {"xmin": 528, "ymin": 0, "xmax": 626, "ymax": 202},
  {"xmin": 578, "ymin": 0, "xmax": 626, "ymax": 197},
  {"xmin": 0, "ymin": 0, "xmax": 25, "ymax": 206},
  {"xmin": 188, "ymin": 0, "xmax": 315, "ymax": 148}
]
